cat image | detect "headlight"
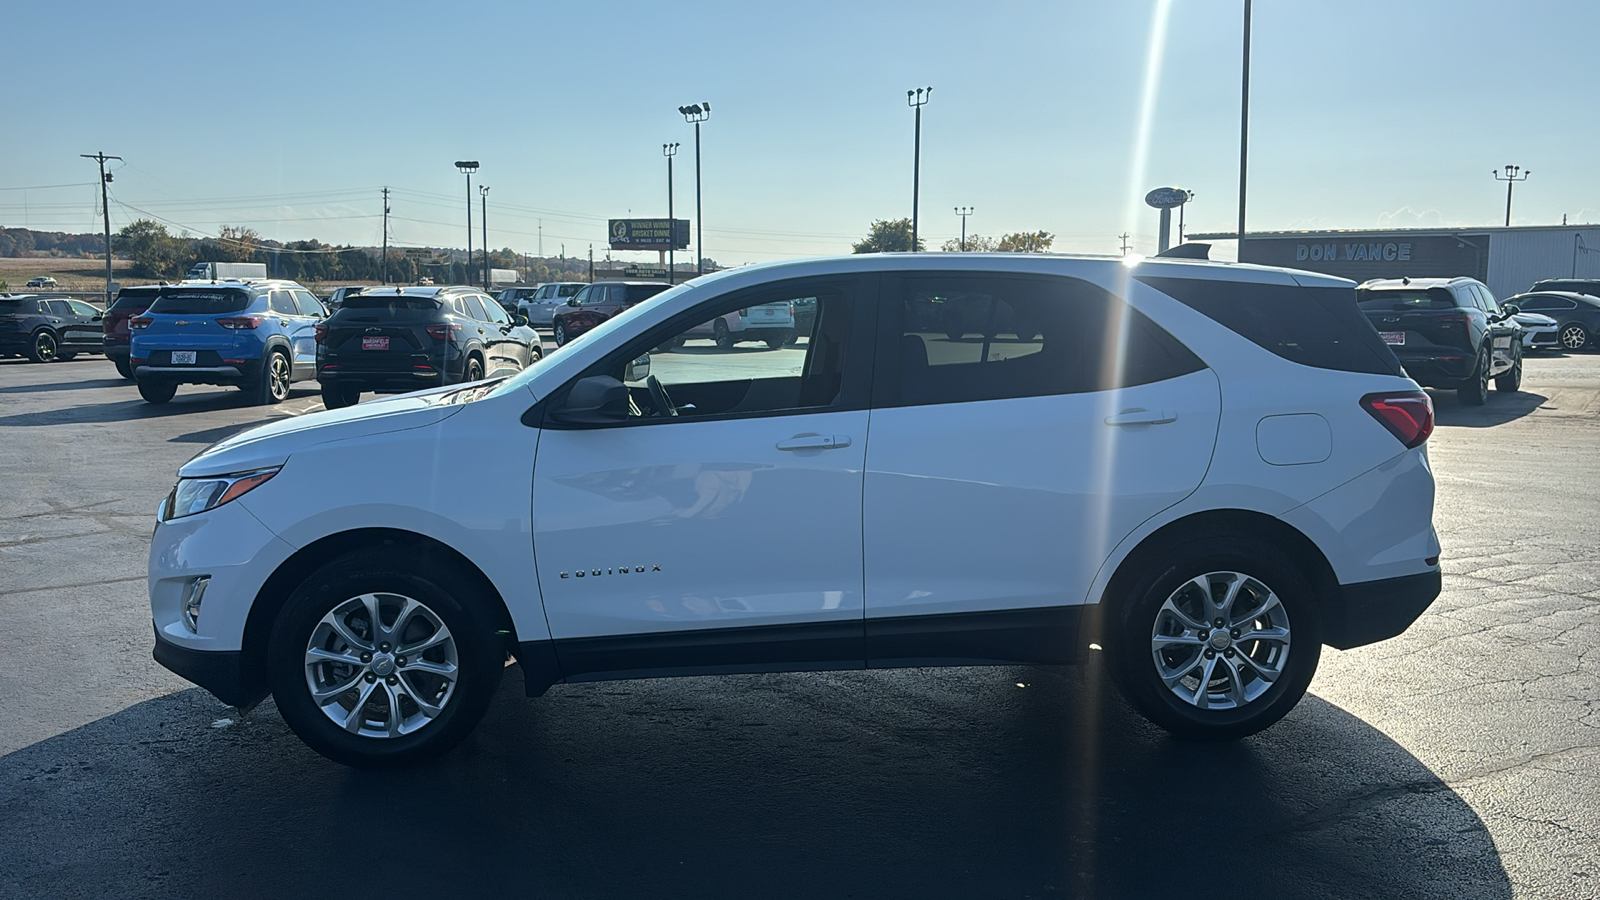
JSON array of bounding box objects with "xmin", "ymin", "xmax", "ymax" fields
[{"xmin": 162, "ymin": 468, "xmax": 280, "ymax": 521}]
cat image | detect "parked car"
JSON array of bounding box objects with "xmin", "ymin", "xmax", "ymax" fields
[
  {"xmin": 148, "ymin": 254, "xmax": 1441, "ymax": 767},
  {"xmin": 325, "ymin": 287, "xmax": 367, "ymax": 312},
  {"xmin": 25, "ymin": 276, "xmax": 58, "ymax": 289},
  {"xmin": 550, "ymin": 280, "xmax": 671, "ymax": 346},
  {"xmin": 0, "ymin": 294, "xmax": 104, "ymax": 362},
  {"xmin": 1356, "ymin": 277, "xmax": 1522, "ymax": 405},
  {"xmin": 508, "ymin": 282, "xmax": 584, "ymax": 326},
  {"xmin": 1503, "ymin": 291, "xmax": 1600, "ymax": 352},
  {"xmin": 129, "ymin": 280, "xmax": 326, "ymax": 405},
  {"xmin": 103, "ymin": 286, "xmax": 162, "ymax": 378},
  {"xmin": 315, "ymin": 285, "xmax": 541, "ymax": 409},
  {"xmin": 1504, "ymin": 307, "xmax": 1559, "ymax": 352},
  {"xmin": 666, "ymin": 301, "xmax": 797, "ymax": 350}
]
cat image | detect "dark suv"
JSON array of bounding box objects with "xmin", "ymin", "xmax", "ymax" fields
[
  {"xmin": 315, "ymin": 285, "xmax": 542, "ymax": 409},
  {"xmin": 550, "ymin": 281, "xmax": 671, "ymax": 346},
  {"xmin": 0, "ymin": 294, "xmax": 105, "ymax": 363},
  {"xmin": 1357, "ymin": 277, "xmax": 1522, "ymax": 405},
  {"xmin": 103, "ymin": 286, "xmax": 162, "ymax": 378}
]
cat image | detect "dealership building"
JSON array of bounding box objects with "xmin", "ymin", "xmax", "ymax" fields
[{"xmin": 1188, "ymin": 225, "xmax": 1600, "ymax": 301}]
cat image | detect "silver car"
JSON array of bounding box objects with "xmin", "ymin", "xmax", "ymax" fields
[{"xmin": 513, "ymin": 283, "xmax": 585, "ymax": 326}]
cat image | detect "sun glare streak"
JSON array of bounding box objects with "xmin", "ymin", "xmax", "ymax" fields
[{"xmin": 1123, "ymin": 0, "xmax": 1175, "ymax": 243}]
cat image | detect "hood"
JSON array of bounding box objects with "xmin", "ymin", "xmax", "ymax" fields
[
  {"xmin": 1512, "ymin": 311, "xmax": 1556, "ymax": 326},
  {"xmin": 178, "ymin": 386, "xmax": 468, "ymax": 477}
]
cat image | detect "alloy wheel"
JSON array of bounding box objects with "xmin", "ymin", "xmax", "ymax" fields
[
  {"xmin": 1560, "ymin": 323, "xmax": 1588, "ymax": 351},
  {"xmin": 268, "ymin": 353, "xmax": 291, "ymax": 401},
  {"xmin": 32, "ymin": 332, "xmax": 56, "ymax": 362},
  {"xmin": 303, "ymin": 592, "xmax": 459, "ymax": 739},
  {"xmin": 1150, "ymin": 571, "xmax": 1291, "ymax": 710}
]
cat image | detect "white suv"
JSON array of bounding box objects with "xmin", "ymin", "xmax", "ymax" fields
[{"xmin": 148, "ymin": 254, "xmax": 1441, "ymax": 767}]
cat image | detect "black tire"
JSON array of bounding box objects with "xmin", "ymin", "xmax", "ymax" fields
[
  {"xmin": 114, "ymin": 358, "xmax": 133, "ymax": 379},
  {"xmin": 1107, "ymin": 535, "xmax": 1322, "ymax": 741},
  {"xmin": 553, "ymin": 321, "xmax": 568, "ymax": 347},
  {"xmin": 27, "ymin": 330, "xmax": 58, "ymax": 363},
  {"xmin": 765, "ymin": 335, "xmax": 786, "ymax": 350},
  {"xmin": 464, "ymin": 356, "xmax": 484, "ymax": 383},
  {"xmin": 1558, "ymin": 322, "xmax": 1590, "ymax": 352},
  {"xmin": 1494, "ymin": 344, "xmax": 1522, "ymax": 392},
  {"xmin": 321, "ymin": 383, "xmax": 361, "ymax": 409},
  {"xmin": 267, "ymin": 549, "xmax": 504, "ymax": 768},
  {"xmin": 1458, "ymin": 347, "xmax": 1490, "ymax": 406},
  {"xmin": 137, "ymin": 379, "xmax": 177, "ymax": 404},
  {"xmin": 249, "ymin": 350, "xmax": 292, "ymax": 406},
  {"xmin": 713, "ymin": 318, "xmax": 735, "ymax": 349}
]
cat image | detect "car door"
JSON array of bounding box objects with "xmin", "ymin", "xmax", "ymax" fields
[
  {"xmin": 475, "ymin": 291, "xmax": 530, "ymax": 375},
  {"xmin": 269, "ymin": 290, "xmax": 314, "ymax": 379},
  {"xmin": 861, "ymin": 271, "xmax": 1220, "ymax": 666},
  {"xmin": 64, "ymin": 300, "xmax": 104, "ymax": 350},
  {"xmin": 1473, "ymin": 285, "xmax": 1517, "ymax": 375},
  {"xmin": 531, "ymin": 274, "xmax": 876, "ymax": 680}
]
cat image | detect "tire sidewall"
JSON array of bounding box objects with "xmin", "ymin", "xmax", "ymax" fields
[
  {"xmin": 1109, "ymin": 537, "xmax": 1322, "ymax": 740},
  {"xmin": 267, "ymin": 550, "xmax": 503, "ymax": 767},
  {"xmin": 30, "ymin": 330, "xmax": 57, "ymax": 362}
]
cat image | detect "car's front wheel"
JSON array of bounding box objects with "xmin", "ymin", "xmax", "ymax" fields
[
  {"xmin": 1108, "ymin": 536, "xmax": 1321, "ymax": 741},
  {"xmin": 268, "ymin": 549, "xmax": 504, "ymax": 768},
  {"xmin": 713, "ymin": 318, "xmax": 735, "ymax": 349}
]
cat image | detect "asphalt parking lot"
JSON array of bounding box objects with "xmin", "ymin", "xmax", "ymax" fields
[{"xmin": 1, "ymin": 351, "xmax": 1596, "ymax": 899}]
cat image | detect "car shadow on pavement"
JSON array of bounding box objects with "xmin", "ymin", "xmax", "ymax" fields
[
  {"xmin": 0, "ymin": 387, "xmax": 318, "ymax": 428},
  {"xmin": 1429, "ymin": 389, "xmax": 1548, "ymax": 428},
  {"xmin": 0, "ymin": 664, "xmax": 1511, "ymax": 899},
  {"xmin": 0, "ymin": 377, "xmax": 133, "ymax": 394}
]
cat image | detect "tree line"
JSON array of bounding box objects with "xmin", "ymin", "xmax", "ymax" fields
[{"xmin": 851, "ymin": 218, "xmax": 1055, "ymax": 254}]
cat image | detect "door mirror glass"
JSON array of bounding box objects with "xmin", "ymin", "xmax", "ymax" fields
[
  {"xmin": 550, "ymin": 375, "xmax": 630, "ymax": 424},
  {"xmin": 1503, "ymin": 303, "xmax": 1520, "ymax": 315},
  {"xmin": 625, "ymin": 354, "xmax": 650, "ymax": 383},
  {"xmin": 566, "ymin": 297, "xmax": 579, "ymax": 307},
  {"xmin": 515, "ymin": 313, "xmax": 529, "ymax": 327}
]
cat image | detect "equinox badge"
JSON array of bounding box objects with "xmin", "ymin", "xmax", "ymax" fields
[{"xmin": 561, "ymin": 565, "xmax": 661, "ymax": 579}]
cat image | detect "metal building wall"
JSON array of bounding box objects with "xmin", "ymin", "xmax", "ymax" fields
[{"xmin": 1487, "ymin": 228, "xmax": 1600, "ymax": 300}]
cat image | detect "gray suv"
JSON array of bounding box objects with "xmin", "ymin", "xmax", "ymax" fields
[{"xmin": 502, "ymin": 283, "xmax": 584, "ymax": 326}]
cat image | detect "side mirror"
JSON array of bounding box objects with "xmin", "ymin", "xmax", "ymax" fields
[
  {"xmin": 514, "ymin": 313, "xmax": 529, "ymax": 327},
  {"xmin": 625, "ymin": 354, "xmax": 651, "ymax": 382},
  {"xmin": 566, "ymin": 298, "xmax": 579, "ymax": 307},
  {"xmin": 548, "ymin": 376, "xmax": 630, "ymax": 424},
  {"xmin": 1503, "ymin": 303, "xmax": 1520, "ymax": 315}
]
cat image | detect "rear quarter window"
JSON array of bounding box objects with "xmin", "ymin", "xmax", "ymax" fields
[
  {"xmin": 147, "ymin": 289, "xmax": 253, "ymax": 315},
  {"xmin": 1141, "ymin": 276, "xmax": 1402, "ymax": 377},
  {"xmin": 625, "ymin": 284, "xmax": 669, "ymax": 304}
]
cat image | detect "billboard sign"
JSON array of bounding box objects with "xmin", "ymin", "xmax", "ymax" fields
[
  {"xmin": 609, "ymin": 218, "xmax": 690, "ymax": 251},
  {"xmin": 1144, "ymin": 187, "xmax": 1190, "ymax": 209}
]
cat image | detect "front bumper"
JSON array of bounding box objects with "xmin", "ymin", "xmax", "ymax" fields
[
  {"xmin": 1522, "ymin": 328, "xmax": 1559, "ymax": 350},
  {"xmin": 152, "ymin": 625, "xmax": 259, "ymax": 708},
  {"xmin": 1321, "ymin": 569, "xmax": 1442, "ymax": 650}
]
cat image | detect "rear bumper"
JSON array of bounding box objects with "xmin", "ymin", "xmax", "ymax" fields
[
  {"xmin": 1321, "ymin": 569, "xmax": 1442, "ymax": 650},
  {"xmin": 134, "ymin": 364, "xmax": 247, "ymax": 386},
  {"xmin": 1396, "ymin": 354, "xmax": 1474, "ymax": 385}
]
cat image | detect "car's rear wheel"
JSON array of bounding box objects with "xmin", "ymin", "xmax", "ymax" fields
[
  {"xmin": 1108, "ymin": 536, "xmax": 1321, "ymax": 741},
  {"xmin": 1458, "ymin": 347, "xmax": 1490, "ymax": 406},
  {"xmin": 765, "ymin": 334, "xmax": 787, "ymax": 350},
  {"xmin": 464, "ymin": 356, "xmax": 484, "ymax": 383},
  {"xmin": 28, "ymin": 330, "xmax": 57, "ymax": 363},
  {"xmin": 553, "ymin": 321, "xmax": 568, "ymax": 347},
  {"xmin": 249, "ymin": 350, "xmax": 291, "ymax": 406},
  {"xmin": 137, "ymin": 379, "xmax": 177, "ymax": 404},
  {"xmin": 713, "ymin": 318, "xmax": 735, "ymax": 349},
  {"xmin": 114, "ymin": 358, "xmax": 133, "ymax": 379},
  {"xmin": 1559, "ymin": 322, "xmax": 1590, "ymax": 351},
  {"xmin": 267, "ymin": 549, "xmax": 504, "ymax": 767},
  {"xmin": 321, "ymin": 383, "xmax": 361, "ymax": 409},
  {"xmin": 1494, "ymin": 344, "xmax": 1522, "ymax": 392}
]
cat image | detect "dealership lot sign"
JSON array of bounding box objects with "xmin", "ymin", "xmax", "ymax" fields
[{"xmin": 1297, "ymin": 242, "xmax": 1413, "ymax": 262}]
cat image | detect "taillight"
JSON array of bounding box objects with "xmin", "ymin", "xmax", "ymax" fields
[
  {"xmin": 129, "ymin": 316, "xmax": 153, "ymax": 329},
  {"xmin": 314, "ymin": 323, "xmax": 327, "ymax": 342},
  {"xmin": 215, "ymin": 316, "xmax": 265, "ymax": 330},
  {"xmin": 1436, "ymin": 314, "xmax": 1471, "ymax": 327},
  {"xmin": 426, "ymin": 323, "xmax": 461, "ymax": 341},
  {"xmin": 1361, "ymin": 391, "xmax": 1434, "ymax": 449}
]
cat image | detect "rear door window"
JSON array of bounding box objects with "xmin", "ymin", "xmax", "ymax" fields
[
  {"xmin": 46, "ymin": 300, "xmax": 74, "ymax": 317},
  {"xmin": 461, "ymin": 293, "xmax": 489, "ymax": 321}
]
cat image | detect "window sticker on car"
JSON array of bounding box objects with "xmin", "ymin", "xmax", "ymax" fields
[{"xmin": 1380, "ymin": 332, "xmax": 1405, "ymax": 345}]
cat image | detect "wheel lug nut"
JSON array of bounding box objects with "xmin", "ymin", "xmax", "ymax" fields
[
  {"xmin": 360, "ymin": 653, "xmax": 372, "ymax": 663},
  {"xmin": 379, "ymin": 643, "xmax": 390, "ymax": 652},
  {"xmin": 386, "ymin": 675, "xmax": 398, "ymax": 685},
  {"xmin": 1213, "ymin": 619, "xmax": 1224, "ymax": 628},
  {"xmin": 365, "ymin": 673, "xmax": 376, "ymax": 683},
  {"xmin": 1198, "ymin": 630, "xmax": 1209, "ymax": 641},
  {"xmin": 1230, "ymin": 629, "xmax": 1241, "ymax": 639},
  {"xmin": 397, "ymin": 656, "xmax": 406, "ymax": 666},
  {"xmin": 1225, "ymin": 648, "xmax": 1235, "ymax": 657},
  {"xmin": 1205, "ymin": 649, "xmax": 1216, "ymax": 659}
]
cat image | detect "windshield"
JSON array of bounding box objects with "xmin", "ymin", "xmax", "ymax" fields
[{"xmin": 148, "ymin": 289, "xmax": 252, "ymax": 315}]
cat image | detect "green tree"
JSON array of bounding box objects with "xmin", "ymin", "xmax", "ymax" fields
[
  {"xmin": 940, "ymin": 233, "xmax": 999, "ymax": 252},
  {"xmin": 114, "ymin": 219, "xmax": 187, "ymax": 279},
  {"xmin": 997, "ymin": 231, "xmax": 1054, "ymax": 253},
  {"xmin": 852, "ymin": 218, "xmax": 923, "ymax": 253},
  {"xmin": 213, "ymin": 225, "xmax": 261, "ymax": 262}
]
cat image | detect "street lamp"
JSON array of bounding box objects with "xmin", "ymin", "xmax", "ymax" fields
[
  {"xmin": 954, "ymin": 206, "xmax": 974, "ymax": 251},
  {"xmin": 1493, "ymin": 165, "xmax": 1530, "ymax": 227},
  {"xmin": 907, "ymin": 87, "xmax": 932, "ymax": 252},
  {"xmin": 679, "ymin": 102, "xmax": 711, "ymax": 275},
  {"xmin": 1238, "ymin": 0, "xmax": 1252, "ymax": 248},
  {"xmin": 663, "ymin": 143, "xmax": 680, "ymax": 284},
  {"xmin": 454, "ymin": 161, "xmax": 478, "ymax": 286},
  {"xmin": 479, "ymin": 185, "xmax": 490, "ymax": 290}
]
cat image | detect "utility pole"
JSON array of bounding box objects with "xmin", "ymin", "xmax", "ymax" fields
[
  {"xmin": 1237, "ymin": 0, "xmax": 1252, "ymax": 250},
  {"xmin": 954, "ymin": 206, "xmax": 974, "ymax": 251},
  {"xmin": 907, "ymin": 87, "xmax": 932, "ymax": 252},
  {"xmin": 587, "ymin": 245, "xmax": 594, "ymax": 283},
  {"xmin": 380, "ymin": 187, "xmax": 390, "ymax": 284},
  {"xmin": 538, "ymin": 220, "xmax": 543, "ymax": 259},
  {"xmin": 81, "ymin": 151, "xmax": 122, "ymax": 307},
  {"xmin": 1119, "ymin": 232, "xmax": 1132, "ymax": 256},
  {"xmin": 1493, "ymin": 165, "xmax": 1530, "ymax": 227},
  {"xmin": 455, "ymin": 161, "xmax": 478, "ymax": 287},
  {"xmin": 480, "ymin": 185, "xmax": 490, "ymax": 290},
  {"xmin": 664, "ymin": 142, "xmax": 679, "ymax": 284},
  {"xmin": 679, "ymin": 102, "xmax": 711, "ymax": 275}
]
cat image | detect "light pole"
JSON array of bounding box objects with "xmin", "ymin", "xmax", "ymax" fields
[
  {"xmin": 455, "ymin": 160, "xmax": 478, "ymax": 286},
  {"xmin": 80, "ymin": 151, "xmax": 121, "ymax": 307},
  {"xmin": 954, "ymin": 206, "xmax": 974, "ymax": 251},
  {"xmin": 664, "ymin": 142, "xmax": 679, "ymax": 284},
  {"xmin": 1238, "ymin": 0, "xmax": 1252, "ymax": 249},
  {"xmin": 1179, "ymin": 190, "xmax": 1195, "ymax": 243},
  {"xmin": 679, "ymin": 102, "xmax": 711, "ymax": 275},
  {"xmin": 907, "ymin": 87, "xmax": 932, "ymax": 252},
  {"xmin": 1493, "ymin": 165, "xmax": 1530, "ymax": 227},
  {"xmin": 479, "ymin": 185, "xmax": 490, "ymax": 290}
]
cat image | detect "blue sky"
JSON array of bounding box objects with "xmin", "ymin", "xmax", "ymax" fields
[{"xmin": 3, "ymin": 0, "xmax": 1597, "ymax": 264}]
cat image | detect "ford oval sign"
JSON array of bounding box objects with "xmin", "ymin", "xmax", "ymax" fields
[{"xmin": 1145, "ymin": 187, "xmax": 1190, "ymax": 209}]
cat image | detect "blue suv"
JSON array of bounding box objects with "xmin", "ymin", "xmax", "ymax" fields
[{"xmin": 130, "ymin": 280, "xmax": 327, "ymax": 405}]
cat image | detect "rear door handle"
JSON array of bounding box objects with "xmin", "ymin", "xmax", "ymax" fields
[
  {"xmin": 1104, "ymin": 408, "xmax": 1177, "ymax": 426},
  {"xmin": 777, "ymin": 433, "xmax": 852, "ymax": 451}
]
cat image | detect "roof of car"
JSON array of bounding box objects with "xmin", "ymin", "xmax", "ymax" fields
[
  {"xmin": 348, "ymin": 285, "xmax": 484, "ymax": 298},
  {"xmin": 590, "ymin": 280, "xmax": 672, "ymax": 286},
  {"xmin": 1508, "ymin": 290, "xmax": 1600, "ymax": 303},
  {"xmin": 1355, "ymin": 277, "xmax": 1476, "ymax": 290}
]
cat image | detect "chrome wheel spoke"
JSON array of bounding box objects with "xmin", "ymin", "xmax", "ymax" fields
[
  {"xmin": 1159, "ymin": 597, "xmax": 1207, "ymax": 633},
  {"xmin": 324, "ymin": 614, "xmax": 372, "ymax": 652},
  {"xmin": 380, "ymin": 597, "xmax": 420, "ymax": 645},
  {"xmin": 1192, "ymin": 655, "xmax": 1220, "ymax": 708},
  {"xmin": 1230, "ymin": 591, "xmax": 1281, "ymax": 629},
  {"xmin": 398, "ymin": 629, "xmax": 450, "ymax": 657},
  {"xmin": 397, "ymin": 676, "xmax": 445, "ymax": 718},
  {"xmin": 1150, "ymin": 569, "xmax": 1292, "ymax": 711},
  {"xmin": 342, "ymin": 680, "xmax": 379, "ymax": 733},
  {"xmin": 1217, "ymin": 574, "xmax": 1246, "ymax": 619},
  {"xmin": 1238, "ymin": 624, "xmax": 1289, "ymax": 645},
  {"xmin": 306, "ymin": 646, "xmax": 363, "ymax": 667},
  {"xmin": 1234, "ymin": 649, "xmax": 1281, "ymax": 683},
  {"xmin": 306, "ymin": 591, "xmax": 458, "ymax": 739},
  {"xmin": 1152, "ymin": 633, "xmax": 1204, "ymax": 649},
  {"xmin": 311, "ymin": 673, "xmax": 363, "ymax": 704},
  {"xmin": 1159, "ymin": 651, "xmax": 1205, "ymax": 688},
  {"xmin": 1217, "ymin": 656, "xmax": 1248, "ymax": 705},
  {"xmin": 380, "ymin": 682, "xmax": 404, "ymax": 737}
]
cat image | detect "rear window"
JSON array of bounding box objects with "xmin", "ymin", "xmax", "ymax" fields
[
  {"xmin": 1355, "ymin": 288, "xmax": 1456, "ymax": 310},
  {"xmin": 148, "ymin": 289, "xmax": 252, "ymax": 315},
  {"xmin": 557, "ymin": 284, "xmax": 583, "ymax": 297},
  {"xmin": 625, "ymin": 284, "xmax": 670, "ymax": 304},
  {"xmin": 0, "ymin": 299, "xmax": 41, "ymax": 314},
  {"xmin": 1140, "ymin": 276, "xmax": 1402, "ymax": 377},
  {"xmin": 342, "ymin": 294, "xmax": 440, "ymax": 311},
  {"xmin": 110, "ymin": 289, "xmax": 160, "ymax": 310}
]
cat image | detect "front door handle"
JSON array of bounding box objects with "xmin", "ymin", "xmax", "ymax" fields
[
  {"xmin": 776, "ymin": 433, "xmax": 852, "ymax": 451},
  {"xmin": 1104, "ymin": 408, "xmax": 1177, "ymax": 426}
]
